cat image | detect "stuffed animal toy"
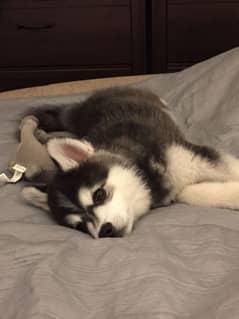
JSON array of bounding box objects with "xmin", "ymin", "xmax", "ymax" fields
[{"xmin": 0, "ymin": 115, "xmax": 57, "ymax": 184}]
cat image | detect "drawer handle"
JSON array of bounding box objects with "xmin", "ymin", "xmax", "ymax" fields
[{"xmin": 17, "ymin": 24, "xmax": 55, "ymax": 30}]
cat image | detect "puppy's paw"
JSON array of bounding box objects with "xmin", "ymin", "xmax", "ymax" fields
[{"xmin": 22, "ymin": 186, "xmax": 49, "ymax": 211}]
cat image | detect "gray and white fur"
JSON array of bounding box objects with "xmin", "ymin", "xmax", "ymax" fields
[{"xmin": 22, "ymin": 87, "xmax": 239, "ymax": 238}]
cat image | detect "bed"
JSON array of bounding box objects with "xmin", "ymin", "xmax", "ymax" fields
[{"xmin": 1, "ymin": 48, "xmax": 239, "ymax": 319}]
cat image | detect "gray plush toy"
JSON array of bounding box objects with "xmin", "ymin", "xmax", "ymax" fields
[{"xmin": 0, "ymin": 115, "xmax": 57, "ymax": 184}]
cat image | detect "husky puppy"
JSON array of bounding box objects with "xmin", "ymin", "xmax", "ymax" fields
[{"xmin": 22, "ymin": 87, "xmax": 239, "ymax": 238}]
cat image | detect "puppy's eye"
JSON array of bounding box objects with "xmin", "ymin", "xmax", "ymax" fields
[{"xmin": 93, "ymin": 188, "xmax": 106, "ymax": 205}]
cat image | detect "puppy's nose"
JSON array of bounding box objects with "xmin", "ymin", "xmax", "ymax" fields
[{"xmin": 99, "ymin": 222, "xmax": 115, "ymax": 238}]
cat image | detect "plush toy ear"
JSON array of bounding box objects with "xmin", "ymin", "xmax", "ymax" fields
[{"xmin": 47, "ymin": 138, "xmax": 94, "ymax": 171}]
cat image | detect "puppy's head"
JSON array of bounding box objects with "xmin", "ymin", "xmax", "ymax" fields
[{"xmin": 23, "ymin": 138, "xmax": 151, "ymax": 238}]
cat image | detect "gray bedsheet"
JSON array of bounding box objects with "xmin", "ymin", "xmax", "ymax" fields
[{"xmin": 1, "ymin": 48, "xmax": 239, "ymax": 319}]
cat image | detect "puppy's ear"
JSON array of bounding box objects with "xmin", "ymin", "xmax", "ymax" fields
[{"xmin": 47, "ymin": 138, "xmax": 94, "ymax": 171}]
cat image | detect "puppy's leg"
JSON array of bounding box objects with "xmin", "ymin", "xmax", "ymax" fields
[
  {"xmin": 22, "ymin": 186, "xmax": 49, "ymax": 211},
  {"xmin": 219, "ymin": 152, "xmax": 239, "ymax": 180},
  {"xmin": 177, "ymin": 182, "xmax": 239, "ymax": 210},
  {"xmin": 166, "ymin": 144, "xmax": 239, "ymax": 192}
]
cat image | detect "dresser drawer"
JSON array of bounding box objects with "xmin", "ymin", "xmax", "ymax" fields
[
  {"xmin": 1, "ymin": 0, "xmax": 129, "ymax": 9},
  {"xmin": 168, "ymin": 2, "xmax": 239, "ymax": 70},
  {"xmin": 0, "ymin": 6, "xmax": 131, "ymax": 67},
  {"xmin": 0, "ymin": 66, "xmax": 131, "ymax": 92},
  {"xmin": 151, "ymin": 0, "xmax": 239, "ymax": 73}
]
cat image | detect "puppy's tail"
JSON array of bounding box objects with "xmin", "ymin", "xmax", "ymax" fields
[
  {"xmin": 25, "ymin": 104, "xmax": 65, "ymax": 132},
  {"xmin": 15, "ymin": 104, "xmax": 66, "ymax": 141}
]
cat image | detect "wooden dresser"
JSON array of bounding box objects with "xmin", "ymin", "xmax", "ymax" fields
[
  {"xmin": 151, "ymin": 0, "xmax": 239, "ymax": 72},
  {"xmin": 0, "ymin": 0, "xmax": 146, "ymax": 91},
  {"xmin": 1, "ymin": 0, "xmax": 239, "ymax": 91}
]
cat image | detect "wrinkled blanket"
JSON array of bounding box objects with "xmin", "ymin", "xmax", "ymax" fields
[{"xmin": 1, "ymin": 48, "xmax": 239, "ymax": 319}]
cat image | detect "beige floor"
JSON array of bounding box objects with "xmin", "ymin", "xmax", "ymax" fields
[{"xmin": 0, "ymin": 75, "xmax": 155, "ymax": 99}]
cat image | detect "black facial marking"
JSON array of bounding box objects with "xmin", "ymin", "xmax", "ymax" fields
[
  {"xmin": 76, "ymin": 222, "xmax": 90, "ymax": 235},
  {"xmin": 47, "ymin": 159, "xmax": 109, "ymax": 229},
  {"xmin": 75, "ymin": 161, "xmax": 108, "ymax": 189}
]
